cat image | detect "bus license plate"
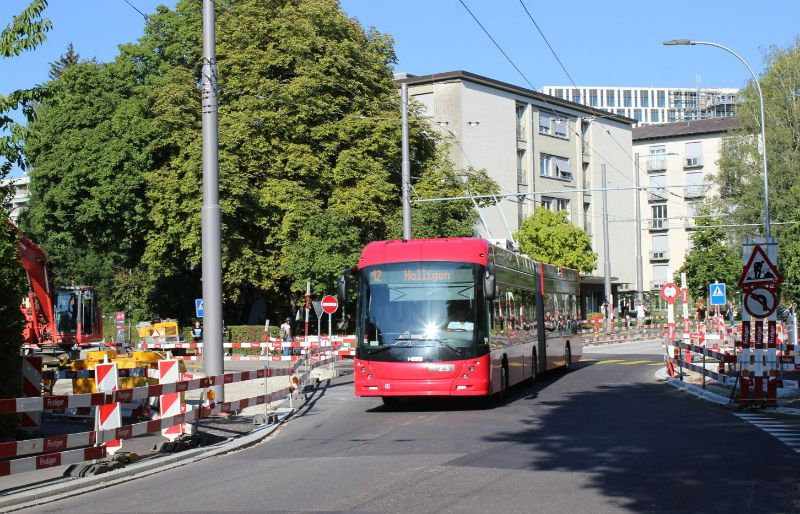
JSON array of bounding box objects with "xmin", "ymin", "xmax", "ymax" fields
[{"xmin": 427, "ymin": 364, "xmax": 454, "ymax": 372}]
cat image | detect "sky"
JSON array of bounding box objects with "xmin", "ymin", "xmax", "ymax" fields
[{"xmin": 2, "ymin": 0, "xmax": 799, "ymax": 171}]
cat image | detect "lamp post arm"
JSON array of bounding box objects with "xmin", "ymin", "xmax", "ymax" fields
[{"xmin": 691, "ymin": 40, "xmax": 770, "ymax": 239}]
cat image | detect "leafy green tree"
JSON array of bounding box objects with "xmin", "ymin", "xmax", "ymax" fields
[
  {"xmin": 714, "ymin": 38, "xmax": 800, "ymax": 302},
  {"xmin": 676, "ymin": 218, "xmax": 741, "ymax": 301},
  {"xmin": 22, "ymin": 0, "xmax": 496, "ymax": 324},
  {"xmin": 514, "ymin": 208, "xmax": 597, "ymax": 272},
  {"xmin": 48, "ymin": 42, "xmax": 80, "ymax": 80},
  {"xmin": 0, "ymin": 0, "xmax": 50, "ymax": 438},
  {"xmin": 23, "ymin": 59, "xmax": 154, "ymax": 315}
]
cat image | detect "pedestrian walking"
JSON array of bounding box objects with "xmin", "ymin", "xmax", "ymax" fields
[
  {"xmin": 191, "ymin": 321, "xmax": 203, "ymax": 343},
  {"xmin": 280, "ymin": 317, "xmax": 292, "ymax": 356},
  {"xmin": 636, "ymin": 302, "xmax": 646, "ymax": 328}
]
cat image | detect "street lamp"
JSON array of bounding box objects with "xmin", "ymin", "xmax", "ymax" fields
[{"xmin": 663, "ymin": 39, "xmax": 771, "ymax": 239}]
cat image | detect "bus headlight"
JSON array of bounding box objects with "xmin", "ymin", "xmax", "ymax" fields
[
  {"xmin": 469, "ymin": 366, "xmax": 475, "ymax": 372},
  {"xmin": 367, "ymin": 374, "xmax": 373, "ymax": 380},
  {"xmin": 462, "ymin": 373, "xmax": 469, "ymax": 379}
]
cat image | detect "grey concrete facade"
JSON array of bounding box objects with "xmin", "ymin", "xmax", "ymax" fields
[{"xmin": 400, "ymin": 71, "xmax": 638, "ymax": 314}]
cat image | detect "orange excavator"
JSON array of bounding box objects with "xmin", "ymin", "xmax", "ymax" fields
[{"xmin": 13, "ymin": 221, "xmax": 103, "ymax": 353}]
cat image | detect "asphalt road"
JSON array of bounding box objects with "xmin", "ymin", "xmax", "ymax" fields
[{"xmin": 33, "ymin": 341, "xmax": 800, "ymax": 513}]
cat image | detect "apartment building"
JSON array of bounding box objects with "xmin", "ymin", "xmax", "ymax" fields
[
  {"xmin": 1, "ymin": 174, "xmax": 30, "ymax": 223},
  {"xmin": 540, "ymin": 85, "xmax": 738, "ymax": 125},
  {"xmin": 632, "ymin": 117, "xmax": 739, "ymax": 291},
  {"xmin": 399, "ymin": 71, "xmax": 636, "ymax": 312}
]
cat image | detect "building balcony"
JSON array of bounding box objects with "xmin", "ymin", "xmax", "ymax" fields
[
  {"xmin": 647, "ymin": 157, "xmax": 667, "ymax": 172},
  {"xmin": 649, "ymin": 250, "xmax": 670, "ymax": 261},
  {"xmin": 684, "ymin": 156, "xmax": 703, "ymax": 168},
  {"xmin": 648, "ymin": 189, "xmax": 668, "ymax": 202},
  {"xmin": 683, "ymin": 185, "xmax": 708, "ymax": 199},
  {"xmin": 649, "ymin": 219, "xmax": 669, "ymax": 231},
  {"xmin": 650, "ymin": 280, "xmax": 667, "ymax": 290}
]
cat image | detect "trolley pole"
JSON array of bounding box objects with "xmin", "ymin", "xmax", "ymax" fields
[
  {"xmin": 201, "ymin": 0, "xmax": 224, "ymax": 402},
  {"xmin": 634, "ymin": 153, "xmax": 644, "ymax": 306}
]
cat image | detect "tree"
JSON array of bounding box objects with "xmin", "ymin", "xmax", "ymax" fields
[
  {"xmin": 22, "ymin": 0, "xmax": 497, "ymax": 324},
  {"xmin": 0, "ymin": 0, "xmax": 50, "ymax": 439},
  {"xmin": 48, "ymin": 42, "xmax": 80, "ymax": 80},
  {"xmin": 676, "ymin": 218, "xmax": 741, "ymax": 301},
  {"xmin": 714, "ymin": 38, "xmax": 800, "ymax": 302},
  {"xmin": 514, "ymin": 208, "xmax": 597, "ymax": 272}
]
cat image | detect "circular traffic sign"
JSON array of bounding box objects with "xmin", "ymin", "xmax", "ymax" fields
[
  {"xmin": 744, "ymin": 287, "xmax": 778, "ymax": 318},
  {"xmin": 660, "ymin": 282, "xmax": 678, "ymax": 303},
  {"xmin": 321, "ymin": 295, "xmax": 338, "ymax": 314}
]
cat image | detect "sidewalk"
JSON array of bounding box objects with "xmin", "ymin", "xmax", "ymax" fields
[{"xmin": 0, "ymin": 360, "xmax": 342, "ymax": 510}]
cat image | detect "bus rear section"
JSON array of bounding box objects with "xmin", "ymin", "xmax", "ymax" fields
[{"xmin": 351, "ymin": 239, "xmax": 494, "ymax": 398}]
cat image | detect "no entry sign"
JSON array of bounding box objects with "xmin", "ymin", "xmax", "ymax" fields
[{"xmin": 321, "ymin": 295, "xmax": 338, "ymax": 315}]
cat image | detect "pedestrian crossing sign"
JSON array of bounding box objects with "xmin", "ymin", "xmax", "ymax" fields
[{"xmin": 709, "ymin": 283, "xmax": 726, "ymax": 306}]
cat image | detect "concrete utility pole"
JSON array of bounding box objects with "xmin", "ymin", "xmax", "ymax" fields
[
  {"xmin": 602, "ymin": 164, "xmax": 612, "ymax": 329},
  {"xmin": 201, "ymin": 0, "xmax": 224, "ymax": 402},
  {"xmin": 634, "ymin": 153, "xmax": 644, "ymax": 306},
  {"xmin": 401, "ymin": 83, "xmax": 412, "ymax": 241}
]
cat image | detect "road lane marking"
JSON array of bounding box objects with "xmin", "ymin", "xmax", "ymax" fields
[
  {"xmin": 735, "ymin": 413, "xmax": 800, "ymax": 453},
  {"xmin": 595, "ymin": 360, "xmax": 627, "ymax": 364},
  {"xmin": 618, "ymin": 360, "xmax": 655, "ymax": 365}
]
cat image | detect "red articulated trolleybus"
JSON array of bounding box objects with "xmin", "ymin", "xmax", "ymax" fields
[{"xmin": 337, "ymin": 238, "xmax": 582, "ymax": 405}]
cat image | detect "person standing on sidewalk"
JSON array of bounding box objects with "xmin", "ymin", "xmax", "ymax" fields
[{"xmin": 280, "ymin": 317, "xmax": 292, "ymax": 356}]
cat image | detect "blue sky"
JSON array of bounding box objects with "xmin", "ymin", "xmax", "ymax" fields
[{"xmin": 2, "ymin": 0, "xmax": 799, "ymax": 125}]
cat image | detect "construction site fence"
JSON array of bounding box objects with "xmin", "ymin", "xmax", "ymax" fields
[
  {"xmin": 663, "ymin": 322, "xmax": 799, "ymax": 408},
  {"xmin": 0, "ymin": 346, "xmax": 339, "ymax": 478}
]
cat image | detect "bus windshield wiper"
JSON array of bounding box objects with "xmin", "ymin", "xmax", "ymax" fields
[
  {"xmin": 366, "ymin": 343, "xmax": 413, "ymax": 354},
  {"xmin": 395, "ymin": 337, "xmax": 463, "ymax": 355}
]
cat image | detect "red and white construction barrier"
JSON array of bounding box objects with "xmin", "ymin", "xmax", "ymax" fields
[
  {"xmin": 158, "ymin": 360, "xmax": 184, "ymax": 441},
  {"xmin": 20, "ymin": 355, "xmax": 42, "ymax": 432},
  {"xmin": 95, "ymin": 362, "xmax": 123, "ymax": 454},
  {"xmin": 0, "ymin": 446, "xmax": 106, "ymax": 477}
]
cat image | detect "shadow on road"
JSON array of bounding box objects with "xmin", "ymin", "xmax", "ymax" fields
[{"xmin": 449, "ymin": 378, "xmax": 800, "ymax": 513}]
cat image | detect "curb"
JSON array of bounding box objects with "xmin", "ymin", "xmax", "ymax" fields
[
  {"xmin": 0, "ymin": 408, "xmax": 293, "ymax": 512},
  {"xmin": 0, "ymin": 370, "xmax": 340, "ymax": 513},
  {"xmin": 655, "ymin": 366, "xmax": 800, "ymax": 416}
]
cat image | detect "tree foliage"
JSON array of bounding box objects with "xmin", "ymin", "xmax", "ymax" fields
[
  {"xmin": 21, "ymin": 0, "xmax": 497, "ymax": 323},
  {"xmin": 714, "ymin": 37, "xmax": 800, "ymax": 302},
  {"xmin": 48, "ymin": 42, "xmax": 80, "ymax": 80},
  {"xmin": 514, "ymin": 208, "xmax": 597, "ymax": 272},
  {"xmin": 0, "ymin": 0, "xmax": 50, "ymax": 438},
  {"xmin": 676, "ymin": 218, "xmax": 741, "ymax": 301}
]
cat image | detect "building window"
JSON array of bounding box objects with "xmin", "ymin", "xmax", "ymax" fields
[
  {"xmin": 516, "ymin": 103, "xmax": 526, "ymax": 141},
  {"xmin": 685, "ymin": 171, "xmax": 705, "ymax": 198},
  {"xmin": 648, "ymin": 145, "xmax": 666, "ymax": 171},
  {"xmin": 572, "ymin": 89, "xmax": 581, "ymax": 103},
  {"xmin": 652, "ymin": 264, "xmax": 669, "ymax": 288},
  {"xmin": 540, "ymin": 153, "xmax": 571, "ymax": 181},
  {"xmin": 649, "ymin": 175, "xmax": 667, "ymax": 201},
  {"xmin": 651, "ymin": 204, "xmax": 668, "ymax": 229},
  {"xmin": 583, "ymin": 203, "xmax": 591, "ymax": 235},
  {"xmin": 657, "ymin": 91, "xmax": 666, "ymax": 108},
  {"xmin": 623, "ymin": 90, "xmax": 632, "ymax": 107},
  {"xmin": 539, "ymin": 111, "xmax": 568, "ymax": 139},
  {"xmin": 589, "ymin": 89, "xmax": 598, "ymax": 107},
  {"xmin": 517, "ymin": 149, "xmax": 527, "ymax": 185},
  {"xmin": 633, "ymin": 109, "xmax": 642, "ymax": 122},
  {"xmin": 539, "ymin": 112, "xmax": 552, "ymax": 135},
  {"xmin": 616, "ymin": 109, "xmax": 625, "ymax": 116},
  {"xmin": 554, "ymin": 88, "xmax": 563, "ymax": 99},
  {"xmin": 540, "ymin": 196, "xmax": 570, "ymax": 218},
  {"xmin": 650, "ymin": 109, "xmax": 659, "ymax": 123},
  {"xmin": 685, "ymin": 141, "xmax": 703, "ymax": 167},
  {"xmin": 606, "ymin": 90, "xmax": 615, "ymax": 107},
  {"xmin": 651, "ymin": 234, "xmax": 668, "ymax": 260},
  {"xmin": 582, "ymin": 162, "xmax": 590, "ymax": 189},
  {"xmin": 640, "ymin": 90, "xmax": 650, "ymax": 107}
]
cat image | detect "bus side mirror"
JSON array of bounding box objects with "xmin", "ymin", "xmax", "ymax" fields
[
  {"xmin": 337, "ymin": 268, "xmax": 353, "ymax": 304},
  {"xmin": 484, "ymin": 271, "xmax": 496, "ymax": 301}
]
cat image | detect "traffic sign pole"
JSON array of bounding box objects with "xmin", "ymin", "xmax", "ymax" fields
[{"xmin": 681, "ymin": 273, "xmax": 689, "ymax": 337}]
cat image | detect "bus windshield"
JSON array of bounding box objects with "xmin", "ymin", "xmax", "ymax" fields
[{"xmin": 357, "ymin": 262, "xmax": 486, "ymax": 362}]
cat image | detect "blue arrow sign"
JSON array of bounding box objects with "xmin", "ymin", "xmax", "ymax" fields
[
  {"xmin": 709, "ymin": 283, "xmax": 726, "ymax": 306},
  {"xmin": 195, "ymin": 298, "xmax": 204, "ymax": 318}
]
